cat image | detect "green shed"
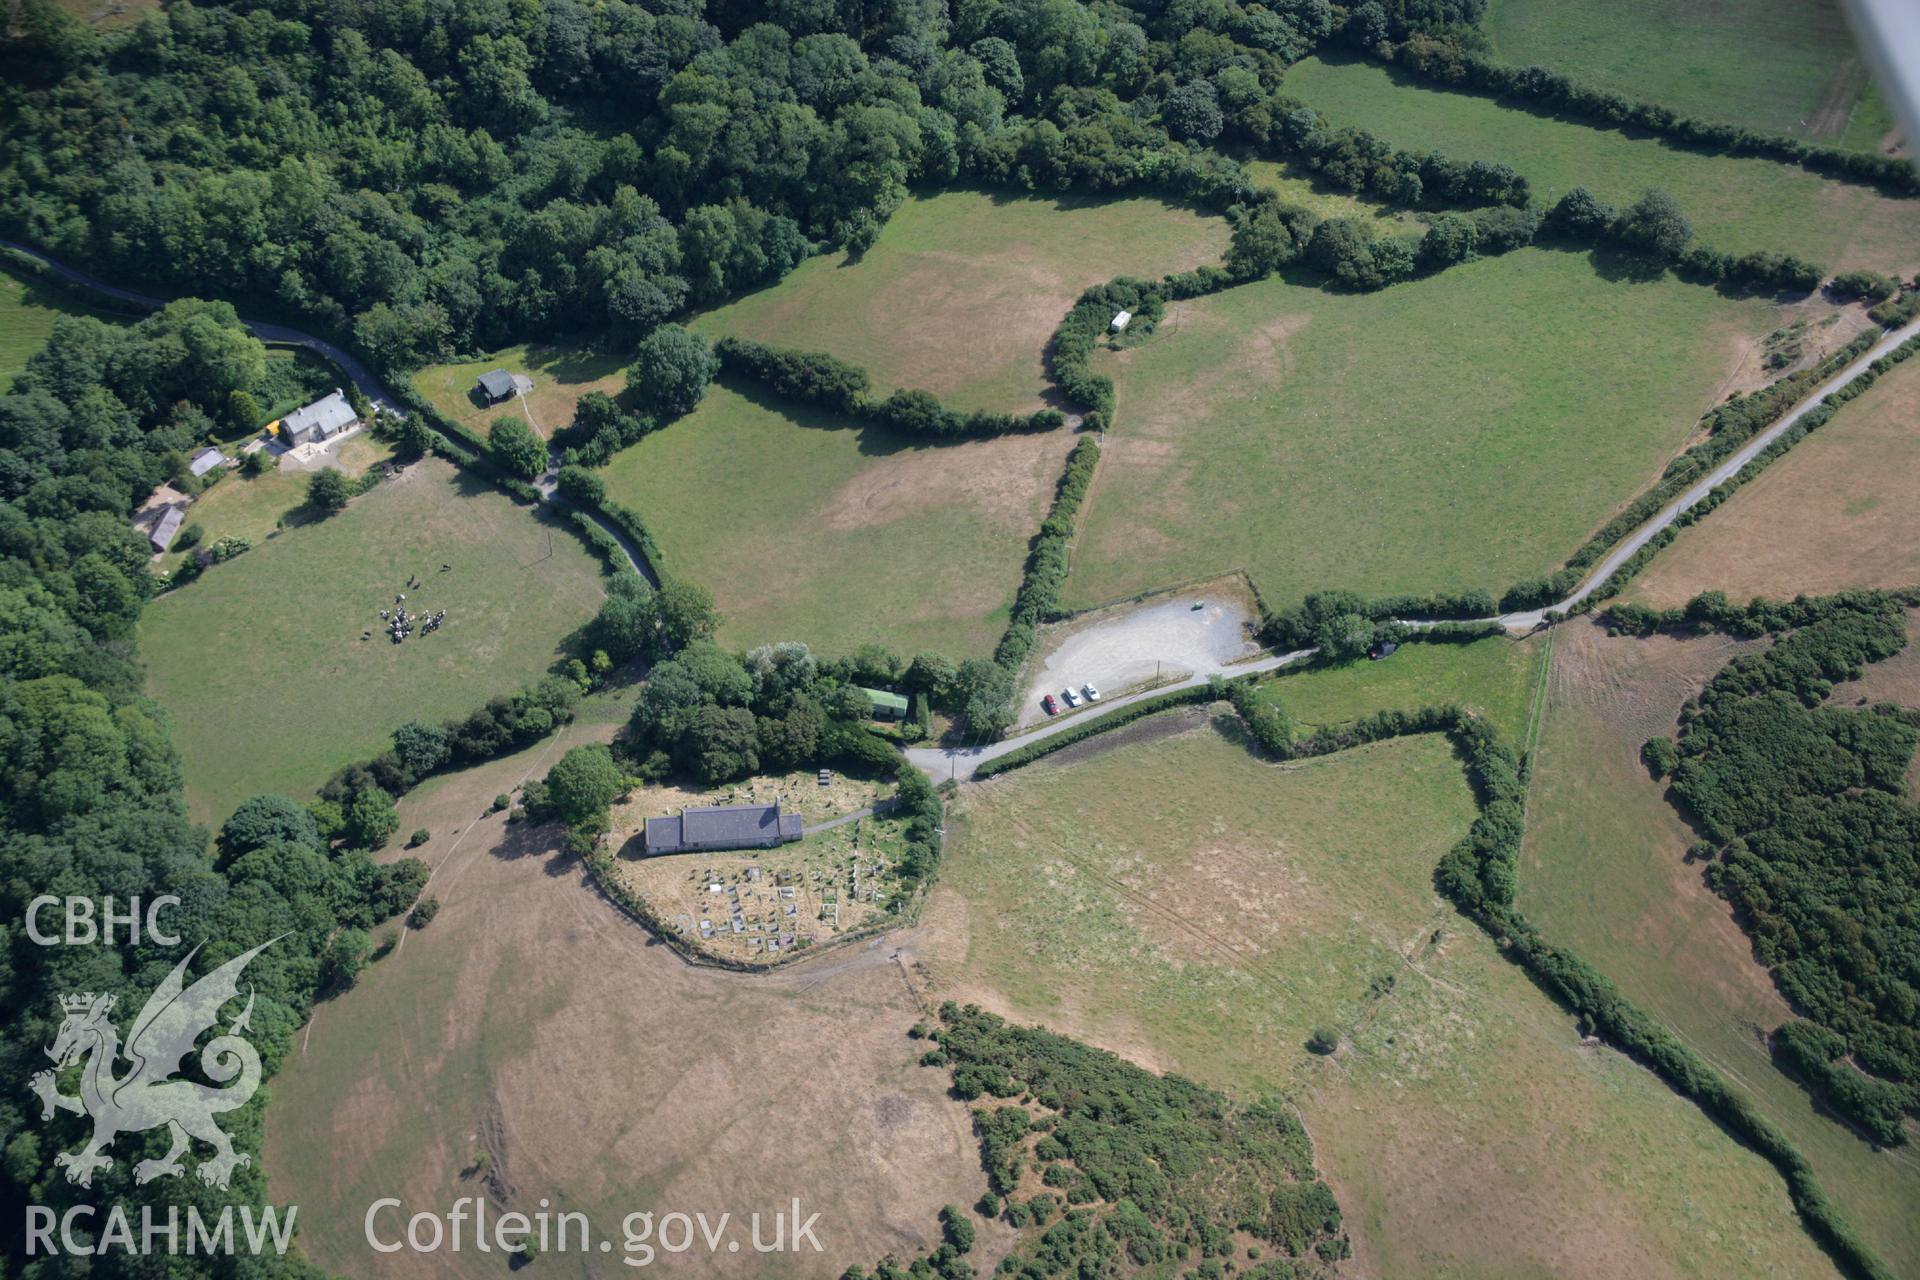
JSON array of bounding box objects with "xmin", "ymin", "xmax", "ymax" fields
[{"xmin": 860, "ymin": 687, "xmax": 910, "ymax": 720}]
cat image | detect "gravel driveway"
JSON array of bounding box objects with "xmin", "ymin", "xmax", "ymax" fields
[{"xmin": 1015, "ymin": 587, "xmax": 1261, "ymax": 728}]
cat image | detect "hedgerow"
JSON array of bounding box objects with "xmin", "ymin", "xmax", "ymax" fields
[
  {"xmin": 1382, "ymin": 35, "xmax": 1920, "ymax": 195},
  {"xmin": 714, "ymin": 337, "xmax": 1063, "ymax": 438}
]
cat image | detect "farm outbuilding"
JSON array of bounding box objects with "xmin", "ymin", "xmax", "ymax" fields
[
  {"xmin": 860, "ymin": 687, "xmax": 910, "ymax": 720},
  {"xmin": 644, "ymin": 801, "xmax": 803, "ymax": 855},
  {"xmin": 476, "ymin": 369, "xmax": 518, "ymax": 404},
  {"xmin": 1110, "ymin": 310, "xmax": 1132, "ymax": 333},
  {"xmin": 188, "ymin": 446, "xmax": 230, "ymax": 478},
  {"xmin": 282, "ymin": 389, "xmax": 358, "ymax": 447},
  {"xmin": 146, "ymin": 506, "xmax": 186, "ymax": 553}
]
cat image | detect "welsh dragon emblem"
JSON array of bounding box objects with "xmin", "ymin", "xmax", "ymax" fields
[{"xmin": 30, "ymin": 939, "xmax": 277, "ymax": 1190}]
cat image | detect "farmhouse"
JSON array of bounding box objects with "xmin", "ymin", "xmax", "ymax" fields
[
  {"xmin": 281, "ymin": 389, "xmax": 357, "ymax": 447},
  {"xmin": 645, "ymin": 801, "xmax": 803, "ymax": 855},
  {"xmin": 188, "ymin": 446, "xmax": 230, "ymax": 478},
  {"xmin": 860, "ymin": 687, "xmax": 909, "ymax": 721},
  {"xmin": 476, "ymin": 369, "xmax": 518, "ymax": 405}
]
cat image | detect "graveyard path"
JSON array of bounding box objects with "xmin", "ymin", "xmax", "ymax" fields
[{"xmin": 802, "ymin": 805, "xmax": 880, "ymax": 836}]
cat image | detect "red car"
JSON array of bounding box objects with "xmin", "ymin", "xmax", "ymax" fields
[{"xmin": 1041, "ymin": 694, "xmax": 1059, "ymax": 716}]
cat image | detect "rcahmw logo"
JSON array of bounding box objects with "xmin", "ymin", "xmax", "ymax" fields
[{"xmin": 23, "ymin": 934, "xmax": 297, "ymax": 1256}]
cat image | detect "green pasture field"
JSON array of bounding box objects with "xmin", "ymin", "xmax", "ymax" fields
[
  {"xmin": 411, "ymin": 342, "xmax": 627, "ymax": 439},
  {"xmin": 599, "ymin": 381, "xmax": 1077, "ymax": 660},
  {"xmin": 1482, "ymin": 0, "xmax": 1876, "ymax": 143},
  {"xmin": 1283, "ymin": 57, "xmax": 1920, "ymax": 275},
  {"xmin": 1520, "ymin": 621, "xmax": 1920, "ymax": 1276},
  {"xmin": 1259, "ymin": 634, "xmax": 1548, "ymax": 745},
  {"xmin": 140, "ymin": 455, "xmax": 607, "ymax": 825},
  {"xmin": 0, "ymin": 265, "xmax": 129, "ymax": 392},
  {"xmin": 154, "ymin": 432, "xmax": 396, "ymax": 575},
  {"xmin": 690, "ymin": 190, "xmax": 1229, "ymax": 414},
  {"xmin": 1245, "ymin": 158, "xmax": 1420, "ymax": 228},
  {"xmin": 1063, "ymin": 247, "xmax": 1775, "ymax": 615},
  {"xmin": 938, "ymin": 721, "xmax": 1837, "ymax": 1279}
]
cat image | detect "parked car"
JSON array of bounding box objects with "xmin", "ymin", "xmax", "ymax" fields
[
  {"xmin": 1082, "ymin": 683, "xmax": 1101, "ymax": 702},
  {"xmin": 1041, "ymin": 694, "xmax": 1059, "ymax": 715},
  {"xmin": 1061, "ymin": 688, "xmax": 1081, "ymax": 708}
]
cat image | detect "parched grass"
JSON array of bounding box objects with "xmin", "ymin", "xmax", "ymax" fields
[
  {"xmin": 1305, "ymin": 921, "xmax": 1839, "ymax": 1280},
  {"xmin": 1519, "ymin": 620, "xmax": 1920, "ymax": 1275},
  {"xmin": 1481, "ymin": 0, "xmax": 1875, "ymax": 143},
  {"xmin": 155, "ymin": 433, "xmax": 395, "ymax": 574},
  {"xmin": 600, "ymin": 382, "xmax": 1076, "ymax": 659},
  {"xmin": 140, "ymin": 456, "xmax": 606, "ymax": 825},
  {"xmin": 1283, "ymin": 56, "xmax": 1920, "ymax": 275},
  {"xmin": 939, "ymin": 727, "xmax": 1479, "ymax": 1093},
  {"xmin": 1064, "ymin": 247, "xmax": 1775, "ymax": 614},
  {"xmin": 265, "ymin": 710, "xmax": 999, "ymax": 1280},
  {"xmin": 410, "ymin": 342, "xmax": 628, "ymax": 439},
  {"xmin": 690, "ymin": 190, "xmax": 1229, "ymax": 414},
  {"xmin": 934, "ymin": 722, "xmax": 1838, "ymax": 1279},
  {"xmin": 1259, "ymin": 635, "xmax": 1548, "ymax": 744},
  {"xmin": 1625, "ymin": 349, "xmax": 1920, "ymax": 607},
  {"xmin": 0, "ymin": 265, "xmax": 128, "ymax": 392}
]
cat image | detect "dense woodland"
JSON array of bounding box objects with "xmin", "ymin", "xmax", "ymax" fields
[
  {"xmin": 1, "ymin": 0, "xmax": 1489, "ymax": 376},
  {"xmin": 0, "ymin": 310, "xmax": 427, "ymax": 1275},
  {"xmin": 847, "ymin": 1003, "xmax": 1346, "ymax": 1280},
  {"xmin": 1630, "ymin": 592, "xmax": 1920, "ymax": 1146}
]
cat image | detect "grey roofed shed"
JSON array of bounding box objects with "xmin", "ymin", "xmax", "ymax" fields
[
  {"xmin": 147, "ymin": 506, "xmax": 186, "ymax": 552},
  {"xmin": 188, "ymin": 446, "xmax": 229, "ymax": 478},
  {"xmin": 477, "ymin": 369, "xmax": 518, "ymax": 403}
]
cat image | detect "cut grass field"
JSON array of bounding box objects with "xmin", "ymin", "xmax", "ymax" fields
[
  {"xmin": 690, "ymin": 190, "xmax": 1229, "ymax": 414},
  {"xmin": 0, "ymin": 265, "xmax": 129, "ymax": 392},
  {"xmin": 1063, "ymin": 246, "xmax": 1775, "ymax": 613},
  {"xmin": 1519, "ymin": 619, "xmax": 1920, "ymax": 1276},
  {"xmin": 266, "ymin": 709, "xmax": 1007, "ymax": 1280},
  {"xmin": 1625, "ymin": 353, "xmax": 1920, "ymax": 607},
  {"xmin": 140, "ymin": 456, "xmax": 607, "ymax": 825},
  {"xmin": 1258, "ymin": 635, "xmax": 1549, "ymax": 745},
  {"xmin": 601, "ymin": 382, "xmax": 1077, "ymax": 659},
  {"xmin": 411, "ymin": 342, "xmax": 627, "ymax": 439},
  {"xmin": 1481, "ymin": 0, "xmax": 1876, "ymax": 143},
  {"xmin": 154, "ymin": 433, "xmax": 395, "ymax": 574},
  {"xmin": 908, "ymin": 717, "xmax": 1838, "ymax": 1279},
  {"xmin": 1283, "ymin": 56, "xmax": 1920, "ymax": 275}
]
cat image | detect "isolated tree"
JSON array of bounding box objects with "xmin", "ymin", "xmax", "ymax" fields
[
  {"xmin": 221, "ymin": 793, "xmax": 321, "ymax": 857},
  {"xmin": 556, "ymin": 463, "xmax": 605, "ymax": 506},
  {"xmin": 544, "ymin": 743, "xmax": 624, "ymax": 824},
  {"xmin": 657, "ymin": 578, "xmax": 720, "ymax": 650},
  {"xmin": 678, "ymin": 705, "xmax": 761, "ymax": 782},
  {"xmin": 392, "ymin": 720, "xmax": 452, "ymax": 777},
  {"xmin": 226, "ymin": 388, "xmax": 262, "ymax": 430},
  {"xmin": 589, "ymin": 574, "xmax": 659, "ymax": 663},
  {"xmin": 1160, "ymin": 80, "xmax": 1223, "ymax": 142},
  {"xmin": 627, "ymin": 324, "xmax": 717, "ymax": 418},
  {"xmin": 409, "ymin": 895, "xmax": 441, "ymax": 928},
  {"xmin": 307, "ymin": 467, "xmax": 352, "ymax": 512},
  {"xmin": 321, "ymin": 928, "xmax": 373, "ymax": 991},
  {"xmin": 1546, "ymin": 186, "xmax": 1616, "ymax": 238},
  {"xmin": 347, "ymin": 786, "xmax": 400, "ymax": 848},
  {"xmin": 489, "ymin": 416, "xmax": 546, "ymax": 480},
  {"xmin": 1613, "ymin": 188, "xmax": 1693, "ymax": 260}
]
